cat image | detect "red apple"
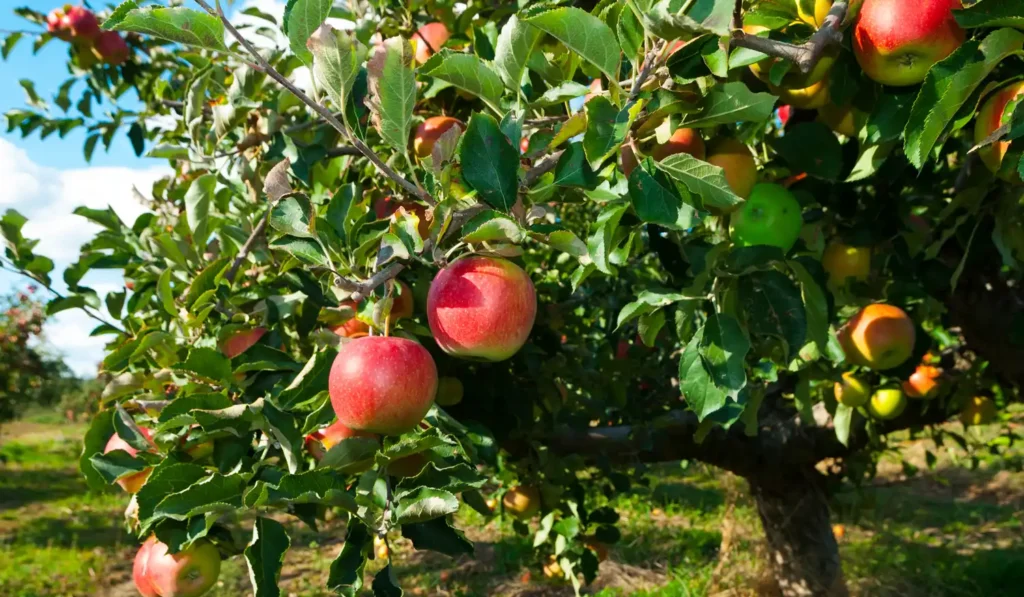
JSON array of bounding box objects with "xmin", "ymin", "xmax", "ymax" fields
[
  {"xmin": 427, "ymin": 256, "xmax": 537, "ymax": 361},
  {"xmin": 95, "ymin": 31, "xmax": 130, "ymax": 65},
  {"xmin": 104, "ymin": 426, "xmax": 155, "ymax": 493},
  {"xmin": 304, "ymin": 420, "xmax": 379, "ymax": 460},
  {"xmin": 219, "ymin": 327, "xmax": 266, "ymax": 359},
  {"xmin": 412, "ymin": 22, "xmax": 450, "ymax": 64},
  {"xmin": 413, "ymin": 116, "xmax": 464, "ymax": 159},
  {"xmin": 975, "ymin": 82, "xmax": 1024, "ymax": 179},
  {"xmin": 143, "ymin": 538, "xmax": 222, "ymax": 597},
  {"xmin": 133, "ymin": 536, "xmax": 161, "ymax": 597},
  {"xmin": 650, "ymin": 128, "xmax": 706, "ymax": 162},
  {"xmin": 705, "ymin": 138, "xmax": 757, "ymax": 199},
  {"xmin": 839, "ymin": 303, "xmax": 916, "ymax": 370},
  {"xmin": 46, "ymin": 8, "xmax": 72, "ymax": 41},
  {"xmin": 66, "ymin": 5, "xmax": 101, "ymax": 42},
  {"xmin": 332, "ymin": 301, "xmax": 370, "ymax": 338},
  {"xmin": 329, "ymin": 336, "xmax": 438, "ymax": 435},
  {"xmin": 853, "ymin": 0, "xmax": 964, "ymax": 87}
]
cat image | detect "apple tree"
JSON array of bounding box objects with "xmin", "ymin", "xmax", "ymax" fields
[{"xmin": 2, "ymin": 0, "xmax": 1023, "ymax": 595}]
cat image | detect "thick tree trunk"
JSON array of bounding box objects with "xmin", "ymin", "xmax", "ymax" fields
[{"xmin": 749, "ymin": 469, "xmax": 848, "ymax": 597}]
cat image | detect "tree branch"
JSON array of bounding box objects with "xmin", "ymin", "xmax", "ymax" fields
[
  {"xmin": 193, "ymin": 0, "xmax": 433, "ymax": 205},
  {"xmin": 628, "ymin": 40, "xmax": 667, "ymax": 104},
  {"xmin": 0, "ymin": 259, "xmax": 126, "ymax": 335},
  {"xmin": 730, "ymin": 1, "xmax": 848, "ymax": 74},
  {"xmin": 225, "ymin": 208, "xmax": 270, "ymax": 284},
  {"xmin": 523, "ymin": 150, "xmax": 565, "ymax": 187},
  {"xmin": 334, "ymin": 263, "xmax": 406, "ymax": 302}
]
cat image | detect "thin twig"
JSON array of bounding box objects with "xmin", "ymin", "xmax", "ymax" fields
[
  {"xmin": 441, "ymin": 204, "xmax": 489, "ymax": 244},
  {"xmin": 628, "ymin": 40, "xmax": 666, "ymax": 104},
  {"xmin": 0, "ymin": 259, "xmax": 127, "ymax": 334},
  {"xmin": 730, "ymin": 1, "xmax": 848, "ymax": 74},
  {"xmin": 225, "ymin": 208, "xmax": 271, "ymax": 284},
  {"xmin": 194, "ymin": 0, "xmax": 433, "ymax": 205},
  {"xmin": 334, "ymin": 263, "xmax": 406, "ymax": 302},
  {"xmin": 523, "ymin": 150, "xmax": 565, "ymax": 187}
]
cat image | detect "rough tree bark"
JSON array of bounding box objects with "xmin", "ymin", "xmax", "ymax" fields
[{"xmin": 749, "ymin": 468, "xmax": 849, "ymax": 597}]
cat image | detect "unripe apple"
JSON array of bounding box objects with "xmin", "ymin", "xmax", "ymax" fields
[
  {"xmin": 503, "ymin": 485, "xmax": 541, "ymax": 520},
  {"xmin": 796, "ymin": 0, "xmax": 834, "ymax": 28},
  {"xmin": 867, "ymin": 387, "xmax": 906, "ymax": 420},
  {"xmin": 960, "ymin": 395, "xmax": 997, "ymax": 426},
  {"xmin": 853, "ymin": 0, "xmax": 964, "ymax": 87},
  {"xmin": 729, "ymin": 183, "xmax": 803, "ymax": 252},
  {"xmin": 47, "ymin": 8, "xmax": 72, "ymax": 41},
  {"xmin": 427, "ymin": 256, "xmax": 537, "ymax": 361},
  {"xmin": 818, "ymin": 103, "xmax": 862, "ymax": 137},
  {"xmin": 650, "ymin": 128, "xmax": 706, "ymax": 162},
  {"xmin": 328, "ymin": 336, "xmax": 438, "ymax": 435},
  {"xmin": 413, "ymin": 116, "xmax": 464, "ymax": 159},
  {"xmin": 412, "ymin": 22, "xmax": 450, "ymax": 64},
  {"xmin": 750, "ymin": 46, "xmax": 836, "ymax": 89},
  {"xmin": 839, "ymin": 303, "xmax": 916, "ymax": 370},
  {"xmin": 435, "ymin": 376, "xmax": 464, "ymax": 406},
  {"xmin": 304, "ymin": 420, "xmax": 378, "ymax": 460},
  {"xmin": 705, "ymin": 138, "xmax": 757, "ymax": 199},
  {"xmin": 66, "ymin": 5, "xmax": 100, "ymax": 42},
  {"xmin": 133, "ymin": 536, "xmax": 161, "ymax": 597},
  {"xmin": 94, "ymin": 31, "xmax": 130, "ymax": 65},
  {"xmin": 542, "ymin": 555, "xmax": 564, "ymax": 579},
  {"xmin": 974, "ymin": 82, "xmax": 1024, "ymax": 180},
  {"xmin": 834, "ymin": 372, "xmax": 871, "ymax": 408},
  {"xmin": 219, "ymin": 327, "xmax": 266, "ymax": 358},
  {"xmin": 821, "ymin": 242, "xmax": 871, "ymax": 287},
  {"xmin": 332, "ymin": 301, "xmax": 370, "ymax": 338},
  {"xmin": 103, "ymin": 426, "xmax": 155, "ymax": 493},
  {"xmin": 144, "ymin": 538, "xmax": 222, "ymax": 597},
  {"xmin": 374, "ymin": 535, "xmax": 390, "ymax": 560},
  {"xmin": 771, "ymin": 78, "xmax": 830, "ymax": 109}
]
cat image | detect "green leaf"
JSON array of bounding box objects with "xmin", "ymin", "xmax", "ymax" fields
[
  {"xmin": 184, "ymin": 174, "xmax": 214, "ymax": 249},
  {"xmin": 157, "ymin": 268, "xmax": 176, "ymax": 316},
  {"xmin": 270, "ymin": 236, "xmax": 328, "ymax": 266},
  {"xmin": 834, "ymin": 403, "xmax": 853, "ymax": 447},
  {"xmin": 372, "ymin": 565, "xmax": 403, "ymax": 597},
  {"xmin": 267, "ymin": 470, "xmax": 358, "ymax": 511},
  {"xmin": 104, "ymin": 2, "xmax": 227, "ymax": 52},
  {"xmin": 904, "ymin": 28, "xmax": 1024, "ymax": 168},
  {"xmin": 461, "ymin": 210, "xmax": 526, "ymax": 243},
  {"xmin": 529, "ymin": 224, "xmax": 590, "ymax": 259},
  {"xmin": 366, "ymin": 37, "xmax": 416, "ymax": 153},
  {"xmin": 136, "ymin": 462, "xmax": 208, "ymax": 525},
  {"xmin": 396, "ymin": 463, "xmax": 487, "ymax": 496},
  {"xmin": 771, "ymin": 122, "xmax": 843, "ymax": 181},
  {"xmin": 2, "ymin": 32, "xmax": 22, "ymax": 60},
  {"xmin": 80, "ymin": 410, "xmax": 115, "ymax": 490},
  {"xmin": 679, "ymin": 327, "xmax": 727, "ymax": 420},
  {"xmin": 318, "ymin": 437, "xmax": 379, "ymax": 472},
  {"xmin": 533, "ymin": 81, "xmax": 591, "ymax": 107},
  {"xmin": 494, "ymin": 15, "xmax": 543, "ymax": 92},
  {"xmin": 955, "ymin": 1, "xmax": 1024, "ymax": 29},
  {"xmin": 244, "ymin": 517, "xmax": 290, "ymax": 597},
  {"xmin": 402, "ymin": 517, "xmax": 474, "ymax": 557},
  {"xmin": 617, "ymin": 4, "xmax": 644, "ymax": 66},
  {"xmin": 327, "ymin": 521, "xmax": 370, "ymax": 596},
  {"xmin": 47, "ymin": 295, "xmax": 86, "ymax": 315},
  {"xmin": 420, "ymin": 50, "xmax": 504, "ymax": 112},
  {"xmin": 638, "ymin": 309, "xmax": 667, "ymax": 347},
  {"xmin": 699, "ymin": 311, "xmax": 749, "ymax": 399},
  {"xmin": 459, "ymin": 112, "xmax": 519, "ymax": 211},
  {"xmin": 739, "ymin": 270, "xmax": 806, "ymax": 361},
  {"xmin": 277, "ymin": 348, "xmax": 338, "ymax": 410},
  {"xmin": 309, "ymin": 24, "xmax": 367, "ymax": 115},
  {"xmin": 396, "ymin": 487, "xmax": 460, "ymax": 524},
  {"xmin": 587, "ymin": 201, "xmax": 629, "ymax": 274},
  {"xmin": 680, "ymin": 82, "xmax": 777, "ymax": 128},
  {"xmin": 629, "ymin": 158, "xmax": 698, "ymax": 230},
  {"xmin": 114, "ymin": 406, "xmax": 153, "ymax": 452},
  {"xmin": 283, "ymin": 0, "xmax": 333, "ymax": 63},
  {"xmin": 271, "ymin": 195, "xmax": 314, "ymax": 238},
  {"xmin": 583, "ymin": 97, "xmax": 643, "ymax": 170},
  {"xmin": 154, "ymin": 473, "xmax": 244, "ymax": 520},
  {"xmin": 325, "ymin": 183, "xmax": 360, "ymax": 242},
  {"xmin": 177, "ymin": 347, "xmax": 232, "ymax": 385},
  {"xmin": 552, "ymin": 143, "xmax": 598, "ymax": 188},
  {"xmin": 88, "ymin": 450, "xmax": 150, "ymax": 486},
  {"xmin": 788, "ymin": 260, "xmax": 829, "ymax": 355},
  {"xmin": 657, "ymin": 153, "xmax": 744, "ymax": 210},
  {"xmin": 523, "ymin": 7, "xmax": 621, "ymax": 81}
]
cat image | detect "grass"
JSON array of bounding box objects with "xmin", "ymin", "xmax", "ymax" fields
[{"xmin": 1, "ymin": 416, "xmax": 1022, "ymax": 597}]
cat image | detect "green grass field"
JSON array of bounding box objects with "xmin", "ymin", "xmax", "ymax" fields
[{"xmin": 1, "ymin": 414, "xmax": 1022, "ymax": 597}]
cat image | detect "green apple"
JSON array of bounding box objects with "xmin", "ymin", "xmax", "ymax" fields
[
  {"xmin": 729, "ymin": 183, "xmax": 803, "ymax": 252},
  {"xmin": 867, "ymin": 387, "xmax": 907, "ymax": 420},
  {"xmin": 834, "ymin": 372, "xmax": 871, "ymax": 408}
]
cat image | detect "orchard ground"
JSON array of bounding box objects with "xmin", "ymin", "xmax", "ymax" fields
[{"xmin": 2, "ymin": 409, "xmax": 1022, "ymax": 597}]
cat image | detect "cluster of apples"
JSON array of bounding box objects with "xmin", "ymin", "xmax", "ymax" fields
[{"xmin": 46, "ymin": 4, "xmax": 129, "ymax": 66}]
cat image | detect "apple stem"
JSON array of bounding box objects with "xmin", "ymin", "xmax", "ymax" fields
[{"xmin": 729, "ymin": 1, "xmax": 848, "ymax": 75}]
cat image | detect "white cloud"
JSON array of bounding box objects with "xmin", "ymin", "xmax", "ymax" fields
[{"xmin": 0, "ymin": 138, "xmax": 169, "ymax": 376}]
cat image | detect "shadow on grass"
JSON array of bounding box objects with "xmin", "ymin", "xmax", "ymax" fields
[
  {"xmin": 649, "ymin": 482, "xmax": 725, "ymax": 511},
  {"xmin": 5, "ymin": 508, "xmax": 128, "ymax": 549},
  {"xmin": 0, "ymin": 467, "xmax": 91, "ymax": 510}
]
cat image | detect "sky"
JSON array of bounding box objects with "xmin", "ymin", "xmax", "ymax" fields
[{"xmin": 0, "ymin": 0, "xmax": 290, "ymax": 376}]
